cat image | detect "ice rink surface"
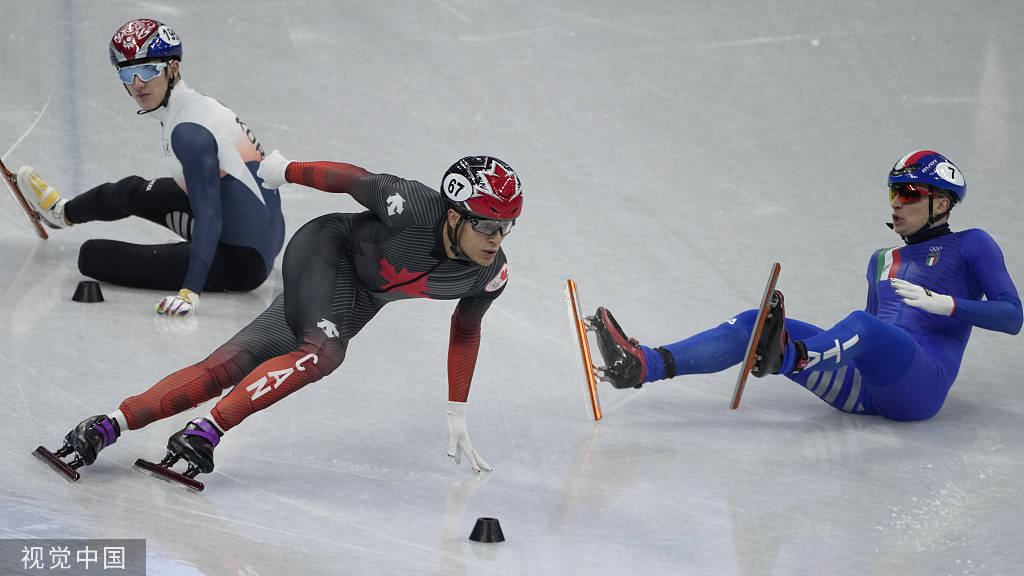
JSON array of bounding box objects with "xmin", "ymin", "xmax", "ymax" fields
[{"xmin": 2, "ymin": 1, "xmax": 1023, "ymax": 574}]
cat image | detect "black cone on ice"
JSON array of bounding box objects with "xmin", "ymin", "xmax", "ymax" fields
[
  {"xmin": 469, "ymin": 517, "xmax": 504, "ymax": 543},
  {"xmin": 72, "ymin": 280, "xmax": 104, "ymax": 303}
]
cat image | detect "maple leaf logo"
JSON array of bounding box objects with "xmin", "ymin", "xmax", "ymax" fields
[
  {"xmin": 482, "ymin": 162, "xmax": 519, "ymax": 201},
  {"xmin": 379, "ymin": 258, "xmax": 431, "ymax": 297}
]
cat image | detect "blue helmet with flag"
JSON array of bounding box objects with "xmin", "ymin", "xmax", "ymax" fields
[{"xmin": 888, "ymin": 150, "xmax": 966, "ymax": 203}]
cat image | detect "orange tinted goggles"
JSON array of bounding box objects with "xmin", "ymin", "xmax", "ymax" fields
[{"xmin": 889, "ymin": 183, "xmax": 938, "ymax": 204}]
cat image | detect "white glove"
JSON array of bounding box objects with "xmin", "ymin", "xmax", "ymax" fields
[
  {"xmin": 257, "ymin": 149, "xmax": 291, "ymax": 190},
  {"xmin": 156, "ymin": 288, "xmax": 200, "ymax": 316},
  {"xmin": 446, "ymin": 401, "xmax": 492, "ymax": 473},
  {"xmin": 891, "ymin": 278, "xmax": 955, "ymax": 316}
]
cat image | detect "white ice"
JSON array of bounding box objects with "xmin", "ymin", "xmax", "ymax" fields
[{"xmin": 2, "ymin": 1, "xmax": 1023, "ymax": 575}]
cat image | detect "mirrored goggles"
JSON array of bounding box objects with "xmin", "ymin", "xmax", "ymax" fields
[
  {"xmin": 889, "ymin": 182, "xmax": 938, "ymax": 204},
  {"xmin": 117, "ymin": 61, "xmax": 168, "ymax": 83},
  {"xmin": 466, "ymin": 216, "xmax": 516, "ymax": 237}
]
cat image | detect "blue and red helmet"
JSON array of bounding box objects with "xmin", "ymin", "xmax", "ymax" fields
[
  {"xmin": 441, "ymin": 156, "xmax": 522, "ymax": 220},
  {"xmin": 109, "ymin": 19, "xmax": 182, "ymax": 67},
  {"xmin": 888, "ymin": 150, "xmax": 965, "ymax": 203}
]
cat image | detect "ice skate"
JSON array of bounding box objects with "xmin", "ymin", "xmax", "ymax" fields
[
  {"xmin": 17, "ymin": 166, "xmax": 70, "ymax": 229},
  {"xmin": 590, "ymin": 307, "xmax": 647, "ymax": 389},
  {"xmin": 167, "ymin": 417, "xmax": 221, "ymax": 473},
  {"xmin": 731, "ymin": 262, "xmax": 781, "ymax": 409},
  {"xmin": 34, "ymin": 415, "xmax": 120, "ymax": 481},
  {"xmin": 0, "ymin": 158, "xmax": 49, "ymax": 238},
  {"xmin": 134, "ymin": 417, "xmax": 221, "ymax": 491},
  {"xmin": 751, "ymin": 290, "xmax": 788, "ymax": 377}
]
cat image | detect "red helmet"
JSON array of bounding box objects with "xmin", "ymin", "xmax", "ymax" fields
[{"xmin": 441, "ymin": 156, "xmax": 522, "ymax": 220}]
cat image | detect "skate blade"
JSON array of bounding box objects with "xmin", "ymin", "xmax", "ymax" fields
[
  {"xmin": 565, "ymin": 279, "xmax": 602, "ymax": 420},
  {"xmin": 33, "ymin": 446, "xmax": 81, "ymax": 482},
  {"xmin": 134, "ymin": 458, "xmax": 205, "ymax": 492},
  {"xmin": 731, "ymin": 262, "xmax": 781, "ymax": 410},
  {"xmin": 0, "ymin": 158, "xmax": 50, "ymax": 239}
]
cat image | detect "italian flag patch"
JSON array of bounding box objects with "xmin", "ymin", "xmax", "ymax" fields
[{"xmin": 875, "ymin": 247, "xmax": 901, "ymax": 281}]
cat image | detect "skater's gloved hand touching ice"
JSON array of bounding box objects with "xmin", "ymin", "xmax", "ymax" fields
[
  {"xmin": 257, "ymin": 149, "xmax": 290, "ymax": 190},
  {"xmin": 446, "ymin": 401, "xmax": 491, "ymax": 473},
  {"xmin": 891, "ymin": 278, "xmax": 955, "ymax": 316},
  {"xmin": 156, "ymin": 289, "xmax": 199, "ymax": 317}
]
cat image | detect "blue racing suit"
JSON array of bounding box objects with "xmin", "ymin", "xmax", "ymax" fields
[{"xmin": 645, "ymin": 225, "xmax": 1021, "ymax": 421}]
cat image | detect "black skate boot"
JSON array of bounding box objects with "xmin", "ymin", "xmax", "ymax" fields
[
  {"xmin": 66, "ymin": 415, "xmax": 121, "ymax": 465},
  {"xmin": 134, "ymin": 418, "xmax": 221, "ymax": 492},
  {"xmin": 34, "ymin": 415, "xmax": 120, "ymax": 481},
  {"xmin": 752, "ymin": 290, "xmax": 790, "ymax": 377},
  {"xmin": 590, "ymin": 307, "xmax": 647, "ymax": 389},
  {"xmin": 166, "ymin": 418, "xmax": 222, "ymax": 474}
]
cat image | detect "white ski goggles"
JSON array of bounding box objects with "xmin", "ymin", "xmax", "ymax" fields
[{"xmin": 117, "ymin": 61, "xmax": 169, "ymax": 83}]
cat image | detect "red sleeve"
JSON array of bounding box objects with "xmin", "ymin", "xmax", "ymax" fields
[
  {"xmin": 447, "ymin": 297, "xmax": 494, "ymax": 402},
  {"xmin": 285, "ymin": 161, "xmax": 372, "ymax": 196}
]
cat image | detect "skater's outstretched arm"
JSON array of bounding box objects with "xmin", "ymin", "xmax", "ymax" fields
[
  {"xmin": 171, "ymin": 122, "xmax": 225, "ymax": 296},
  {"xmin": 444, "ymin": 288, "xmax": 503, "ymax": 473},
  {"xmin": 447, "ymin": 290, "xmax": 503, "ymax": 403},
  {"xmin": 258, "ymin": 149, "xmax": 373, "ymax": 198}
]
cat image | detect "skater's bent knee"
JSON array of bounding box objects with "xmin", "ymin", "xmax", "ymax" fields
[
  {"xmin": 77, "ymin": 239, "xmax": 116, "ymax": 279},
  {"xmin": 843, "ymin": 310, "xmax": 890, "ymax": 335},
  {"xmin": 297, "ymin": 342, "xmax": 346, "ymax": 379}
]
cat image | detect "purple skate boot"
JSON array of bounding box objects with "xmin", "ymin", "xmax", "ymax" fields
[
  {"xmin": 134, "ymin": 417, "xmax": 221, "ymax": 491},
  {"xmin": 34, "ymin": 415, "xmax": 121, "ymax": 481},
  {"xmin": 167, "ymin": 417, "xmax": 222, "ymax": 474}
]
